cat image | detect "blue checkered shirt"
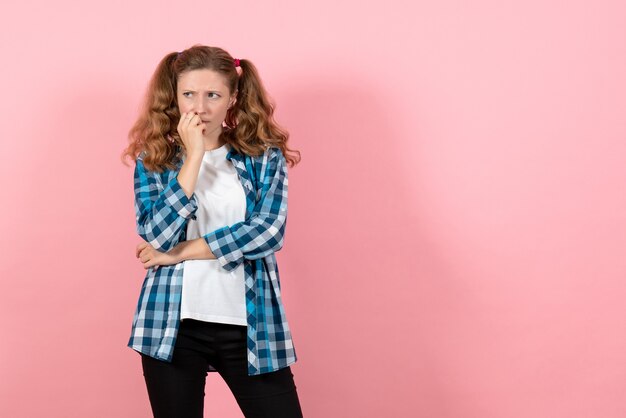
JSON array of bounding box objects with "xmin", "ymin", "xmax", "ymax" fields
[{"xmin": 127, "ymin": 145, "xmax": 297, "ymax": 376}]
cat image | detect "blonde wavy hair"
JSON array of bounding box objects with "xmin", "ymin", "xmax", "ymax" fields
[{"xmin": 121, "ymin": 44, "xmax": 301, "ymax": 172}]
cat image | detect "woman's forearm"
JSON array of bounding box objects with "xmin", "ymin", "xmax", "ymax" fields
[
  {"xmin": 177, "ymin": 152, "xmax": 204, "ymax": 199},
  {"xmin": 170, "ymin": 238, "xmax": 216, "ymax": 262}
]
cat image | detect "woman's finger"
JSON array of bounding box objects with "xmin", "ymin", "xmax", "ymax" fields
[
  {"xmin": 178, "ymin": 112, "xmax": 190, "ymax": 134},
  {"xmin": 177, "ymin": 111, "xmax": 185, "ymax": 132},
  {"xmin": 184, "ymin": 112, "xmax": 199, "ymax": 129},
  {"xmin": 136, "ymin": 245, "xmax": 143, "ymax": 258},
  {"xmin": 139, "ymin": 245, "xmax": 156, "ymax": 259},
  {"xmin": 143, "ymin": 260, "xmax": 159, "ymax": 271},
  {"xmin": 136, "ymin": 242, "xmax": 150, "ymax": 258}
]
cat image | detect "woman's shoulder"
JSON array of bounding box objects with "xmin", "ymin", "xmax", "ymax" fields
[
  {"xmin": 238, "ymin": 144, "xmax": 283, "ymax": 163},
  {"xmin": 135, "ymin": 151, "xmax": 182, "ymax": 178},
  {"xmin": 137, "ymin": 150, "xmax": 147, "ymax": 161},
  {"xmin": 259, "ymin": 145, "xmax": 284, "ymax": 161}
]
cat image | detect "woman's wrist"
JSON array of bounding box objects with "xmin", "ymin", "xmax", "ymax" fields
[
  {"xmin": 168, "ymin": 240, "xmax": 189, "ymax": 263},
  {"xmin": 168, "ymin": 238, "xmax": 215, "ymax": 263}
]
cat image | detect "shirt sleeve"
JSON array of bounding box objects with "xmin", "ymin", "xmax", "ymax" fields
[
  {"xmin": 203, "ymin": 147, "xmax": 288, "ymax": 272},
  {"xmin": 134, "ymin": 154, "xmax": 198, "ymax": 252}
]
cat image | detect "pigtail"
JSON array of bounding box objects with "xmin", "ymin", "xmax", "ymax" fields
[
  {"xmin": 227, "ymin": 59, "xmax": 301, "ymax": 167},
  {"xmin": 121, "ymin": 52, "xmax": 182, "ymax": 172}
]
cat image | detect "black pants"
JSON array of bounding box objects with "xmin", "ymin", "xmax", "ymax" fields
[{"xmin": 141, "ymin": 319, "xmax": 303, "ymax": 418}]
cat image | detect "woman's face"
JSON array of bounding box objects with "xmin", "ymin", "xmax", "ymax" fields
[{"xmin": 176, "ymin": 68, "xmax": 236, "ymax": 139}]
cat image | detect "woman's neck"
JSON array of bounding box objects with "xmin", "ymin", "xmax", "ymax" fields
[{"xmin": 203, "ymin": 129, "xmax": 226, "ymax": 151}]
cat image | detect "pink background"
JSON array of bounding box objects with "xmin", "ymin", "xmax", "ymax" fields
[{"xmin": 1, "ymin": 1, "xmax": 625, "ymax": 417}]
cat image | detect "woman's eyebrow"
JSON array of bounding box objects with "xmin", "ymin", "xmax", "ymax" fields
[{"xmin": 181, "ymin": 88, "xmax": 224, "ymax": 93}]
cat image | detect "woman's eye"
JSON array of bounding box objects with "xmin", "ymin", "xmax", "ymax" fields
[{"xmin": 181, "ymin": 92, "xmax": 220, "ymax": 98}]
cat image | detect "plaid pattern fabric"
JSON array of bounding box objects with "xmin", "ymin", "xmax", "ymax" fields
[{"xmin": 128, "ymin": 145, "xmax": 297, "ymax": 376}]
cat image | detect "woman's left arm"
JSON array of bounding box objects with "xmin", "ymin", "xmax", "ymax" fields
[
  {"xmin": 136, "ymin": 238, "xmax": 215, "ymax": 269},
  {"xmin": 170, "ymin": 239, "xmax": 216, "ymax": 262},
  {"xmin": 202, "ymin": 147, "xmax": 288, "ymax": 272}
]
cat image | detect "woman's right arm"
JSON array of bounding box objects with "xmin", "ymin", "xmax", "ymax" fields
[
  {"xmin": 176, "ymin": 152, "xmax": 203, "ymax": 198},
  {"xmin": 134, "ymin": 153, "xmax": 201, "ymax": 252},
  {"xmin": 176, "ymin": 111, "xmax": 206, "ymax": 198},
  {"xmin": 135, "ymin": 111, "xmax": 205, "ymax": 250}
]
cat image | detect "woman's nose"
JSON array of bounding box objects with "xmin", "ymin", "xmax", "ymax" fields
[{"xmin": 193, "ymin": 98, "xmax": 209, "ymax": 113}]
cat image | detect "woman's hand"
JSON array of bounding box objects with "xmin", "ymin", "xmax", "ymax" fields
[
  {"xmin": 177, "ymin": 111, "xmax": 205, "ymax": 156},
  {"xmin": 136, "ymin": 241, "xmax": 180, "ymax": 270}
]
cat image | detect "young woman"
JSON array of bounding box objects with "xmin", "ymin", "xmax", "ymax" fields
[{"xmin": 121, "ymin": 44, "xmax": 303, "ymax": 418}]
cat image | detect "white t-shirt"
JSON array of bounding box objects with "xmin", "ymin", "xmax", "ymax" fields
[{"xmin": 180, "ymin": 142, "xmax": 247, "ymax": 326}]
